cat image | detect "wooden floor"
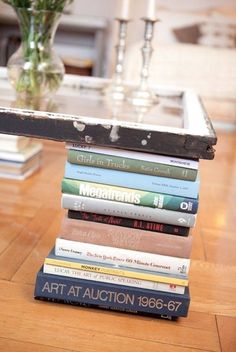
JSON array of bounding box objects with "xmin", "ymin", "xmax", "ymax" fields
[{"xmin": 0, "ymin": 131, "xmax": 235, "ymax": 352}]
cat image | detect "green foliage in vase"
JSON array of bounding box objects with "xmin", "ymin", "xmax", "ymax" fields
[
  {"xmin": 3, "ymin": 0, "xmax": 73, "ymax": 98},
  {"xmin": 3, "ymin": 1, "xmax": 73, "ymax": 12}
]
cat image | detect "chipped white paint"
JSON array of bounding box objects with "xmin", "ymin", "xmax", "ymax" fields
[
  {"xmin": 109, "ymin": 125, "xmax": 120, "ymax": 142},
  {"xmin": 85, "ymin": 135, "xmax": 93, "ymax": 143},
  {"xmin": 101, "ymin": 124, "xmax": 112, "ymax": 130},
  {"xmin": 141, "ymin": 139, "xmax": 147, "ymax": 146},
  {"xmin": 73, "ymin": 121, "xmax": 86, "ymax": 132}
]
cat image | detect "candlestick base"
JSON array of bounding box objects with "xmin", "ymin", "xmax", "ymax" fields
[
  {"xmin": 104, "ymin": 80, "xmax": 128, "ymax": 101},
  {"xmin": 129, "ymin": 87, "xmax": 159, "ymax": 107}
]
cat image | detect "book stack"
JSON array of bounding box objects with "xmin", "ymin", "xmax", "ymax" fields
[
  {"xmin": 34, "ymin": 142, "xmax": 200, "ymax": 320},
  {"xmin": 0, "ymin": 134, "xmax": 43, "ymax": 180}
]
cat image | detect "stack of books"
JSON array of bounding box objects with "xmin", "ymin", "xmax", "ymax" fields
[
  {"xmin": 34, "ymin": 142, "xmax": 200, "ymax": 320},
  {"xmin": 0, "ymin": 134, "xmax": 43, "ymax": 180}
]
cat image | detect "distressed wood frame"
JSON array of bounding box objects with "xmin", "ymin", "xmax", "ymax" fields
[{"xmin": 0, "ymin": 70, "xmax": 217, "ymax": 159}]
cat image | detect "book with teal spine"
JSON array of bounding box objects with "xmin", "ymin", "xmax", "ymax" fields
[
  {"xmin": 64, "ymin": 161, "xmax": 200, "ymax": 198},
  {"xmin": 62, "ymin": 178, "xmax": 199, "ymax": 213}
]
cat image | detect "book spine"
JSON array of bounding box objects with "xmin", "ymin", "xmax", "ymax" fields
[
  {"xmin": 68, "ymin": 210, "xmax": 190, "ymax": 236},
  {"xmin": 64, "ymin": 162, "xmax": 200, "ymax": 198},
  {"xmin": 62, "ymin": 178, "xmax": 198, "ymax": 214},
  {"xmin": 61, "ymin": 194, "xmax": 196, "ymax": 227},
  {"xmin": 67, "ymin": 149, "xmax": 197, "ymax": 181},
  {"xmin": 34, "ymin": 270, "xmax": 190, "ymax": 317},
  {"xmin": 55, "ymin": 238, "xmax": 190, "ymax": 276},
  {"xmin": 44, "ymin": 257, "xmax": 188, "ymax": 286},
  {"xmin": 44, "ymin": 263, "xmax": 185, "ymax": 294},
  {"xmin": 59, "ymin": 217, "xmax": 193, "ymax": 258},
  {"xmin": 66, "ymin": 143, "xmax": 199, "ymax": 170},
  {"xmin": 35, "ymin": 296, "xmax": 178, "ymax": 321}
]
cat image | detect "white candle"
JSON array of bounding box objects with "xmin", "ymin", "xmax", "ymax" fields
[
  {"xmin": 120, "ymin": 0, "xmax": 130, "ymax": 20},
  {"xmin": 146, "ymin": 0, "xmax": 156, "ymax": 19}
]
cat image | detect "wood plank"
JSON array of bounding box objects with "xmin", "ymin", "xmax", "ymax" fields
[
  {"xmin": 12, "ymin": 211, "xmax": 64, "ymax": 284},
  {"xmin": 190, "ymin": 260, "xmax": 236, "ymax": 316},
  {"xmin": 216, "ymin": 315, "xmax": 236, "ymax": 352},
  {"xmin": 202, "ymin": 229, "xmax": 236, "ymax": 266},
  {"xmin": 0, "ymin": 280, "xmax": 221, "ymax": 352},
  {"xmin": 0, "ymin": 217, "xmax": 30, "ymax": 254},
  {"xmin": 0, "ymin": 337, "xmax": 76, "ymax": 352},
  {"xmin": 190, "ymin": 225, "xmax": 206, "ymax": 261},
  {"xmin": 0, "ymin": 207, "xmax": 61, "ymax": 280}
]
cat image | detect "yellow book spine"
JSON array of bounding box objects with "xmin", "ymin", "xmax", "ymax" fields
[{"xmin": 45, "ymin": 258, "xmax": 188, "ymax": 287}]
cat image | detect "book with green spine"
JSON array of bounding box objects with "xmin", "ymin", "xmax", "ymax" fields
[
  {"xmin": 61, "ymin": 178, "xmax": 198, "ymax": 214},
  {"xmin": 67, "ymin": 149, "xmax": 198, "ymax": 181}
]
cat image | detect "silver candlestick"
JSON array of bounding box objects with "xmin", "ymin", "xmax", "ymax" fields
[
  {"xmin": 129, "ymin": 17, "xmax": 159, "ymax": 107},
  {"xmin": 105, "ymin": 18, "xmax": 129, "ymax": 101}
]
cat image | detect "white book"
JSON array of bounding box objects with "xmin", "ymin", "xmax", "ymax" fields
[
  {"xmin": 0, "ymin": 142, "xmax": 43, "ymax": 162},
  {"xmin": 0, "ymin": 153, "xmax": 41, "ymax": 174},
  {"xmin": 0, "ymin": 134, "xmax": 31, "ymax": 152},
  {"xmin": 66, "ymin": 143, "xmax": 199, "ymax": 170},
  {"xmin": 0, "ymin": 162, "xmax": 41, "ymax": 180},
  {"xmin": 61, "ymin": 193, "xmax": 196, "ymax": 227},
  {"xmin": 44, "ymin": 263, "xmax": 185, "ymax": 294},
  {"xmin": 0, "ymin": 133, "xmax": 25, "ymax": 140},
  {"xmin": 55, "ymin": 238, "xmax": 190, "ymax": 277}
]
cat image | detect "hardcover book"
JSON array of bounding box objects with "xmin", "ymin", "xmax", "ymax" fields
[
  {"xmin": 0, "ymin": 141, "xmax": 42, "ymax": 180},
  {"xmin": 0, "ymin": 134, "xmax": 30, "ymax": 152},
  {"xmin": 66, "ymin": 146, "xmax": 198, "ymax": 181},
  {"xmin": 64, "ymin": 162, "xmax": 200, "ymax": 198},
  {"xmin": 44, "ymin": 250, "xmax": 186, "ymax": 294},
  {"xmin": 68, "ymin": 210, "xmax": 190, "ymax": 236},
  {"xmin": 66, "ymin": 143, "xmax": 199, "ymax": 170},
  {"xmin": 0, "ymin": 142, "xmax": 42, "ymax": 162},
  {"xmin": 0, "ymin": 153, "xmax": 41, "ymax": 175},
  {"xmin": 61, "ymin": 178, "xmax": 199, "ymax": 213},
  {"xmin": 35, "ymin": 296, "xmax": 178, "ymax": 320},
  {"xmin": 61, "ymin": 194, "xmax": 196, "ymax": 227},
  {"xmin": 44, "ymin": 250, "xmax": 189, "ymax": 286},
  {"xmin": 55, "ymin": 238, "xmax": 190, "ymax": 276},
  {"xmin": 58, "ymin": 217, "xmax": 193, "ymax": 258},
  {"xmin": 34, "ymin": 268, "xmax": 190, "ymax": 317}
]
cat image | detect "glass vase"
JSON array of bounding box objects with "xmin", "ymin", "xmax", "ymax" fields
[{"xmin": 7, "ymin": 8, "xmax": 65, "ymax": 99}]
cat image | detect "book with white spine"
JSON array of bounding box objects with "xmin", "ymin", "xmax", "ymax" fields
[
  {"xmin": 55, "ymin": 238, "xmax": 190, "ymax": 277},
  {"xmin": 0, "ymin": 142, "xmax": 42, "ymax": 162},
  {"xmin": 0, "ymin": 134, "xmax": 30, "ymax": 152},
  {"xmin": 61, "ymin": 193, "xmax": 196, "ymax": 227},
  {"xmin": 65, "ymin": 143, "xmax": 199, "ymax": 170}
]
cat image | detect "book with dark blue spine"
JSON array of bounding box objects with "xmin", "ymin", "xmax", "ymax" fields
[
  {"xmin": 34, "ymin": 268, "xmax": 190, "ymax": 317},
  {"xmin": 35, "ymin": 296, "xmax": 178, "ymax": 320},
  {"xmin": 64, "ymin": 161, "xmax": 200, "ymax": 198}
]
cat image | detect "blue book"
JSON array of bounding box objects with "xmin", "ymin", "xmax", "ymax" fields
[
  {"xmin": 35, "ymin": 295, "xmax": 178, "ymax": 320},
  {"xmin": 34, "ymin": 268, "xmax": 190, "ymax": 317},
  {"xmin": 64, "ymin": 161, "xmax": 200, "ymax": 198}
]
